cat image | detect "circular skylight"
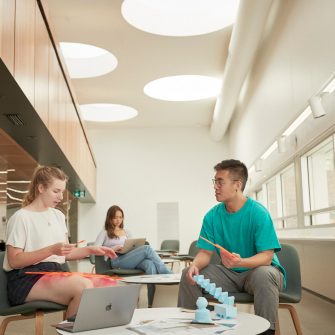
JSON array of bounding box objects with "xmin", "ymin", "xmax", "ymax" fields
[
  {"xmin": 80, "ymin": 104, "xmax": 138, "ymax": 122},
  {"xmin": 60, "ymin": 42, "xmax": 118, "ymax": 78},
  {"xmin": 144, "ymin": 75, "xmax": 221, "ymax": 101},
  {"xmin": 121, "ymin": 0, "xmax": 240, "ymax": 36}
]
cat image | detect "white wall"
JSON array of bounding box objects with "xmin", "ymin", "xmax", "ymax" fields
[
  {"xmin": 78, "ymin": 127, "xmax": 227, "ymax": 252},
  {"xmin": 228, "ymin": 0, "xmax": 335, "ymax": 167}
]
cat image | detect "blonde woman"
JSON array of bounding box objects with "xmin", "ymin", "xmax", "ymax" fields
[{"xmin": 4, "ymin": 166, "xmax": 117, "ymax": 318}]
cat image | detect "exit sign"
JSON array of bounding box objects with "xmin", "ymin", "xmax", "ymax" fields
[{"xmin": 73, "ymin": 190, "xmax": 86, "ymax": 198}]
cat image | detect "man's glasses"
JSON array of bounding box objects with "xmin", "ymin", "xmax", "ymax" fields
[{"xmin": 212, "ymin": 179, "xmax": 239, "ymax": 187}]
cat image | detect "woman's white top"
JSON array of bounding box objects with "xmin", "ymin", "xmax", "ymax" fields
[
  {"xmin": 3, "ymin": 207, "xmax": 68, "ymax": 271},
  {"xmin": 94, "ymin": 229, "xmax": 131, "ymax": 249}
]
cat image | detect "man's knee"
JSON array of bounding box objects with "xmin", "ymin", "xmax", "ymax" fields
[{"xmin": 250, "ymin": 266, "xmax": 281, "ymax": 288}]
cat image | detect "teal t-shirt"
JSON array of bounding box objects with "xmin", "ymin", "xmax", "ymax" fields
[{"xmin": 198, "ymin": 197, "xmax": 286, "ymax": 286}]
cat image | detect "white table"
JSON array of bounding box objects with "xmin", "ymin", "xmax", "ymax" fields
[
  {"xmin": 56, "ymin": 307, "xmax": 270, "ymax": 334},
  {"xmin": 121, "ymin": 273, "xmax": 181, "ymax": 307},
  {"xmin": 120, "ymin": 273, "xmax": 181, "ymax": 284},
  {"xmin": 122, "ymin": 273, "xmax": 181, "ymax": 307}
]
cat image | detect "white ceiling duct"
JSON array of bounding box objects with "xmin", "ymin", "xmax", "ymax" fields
[{"xmin": 210, "ymin": 0, "xmax": 274, "ymax": 141}]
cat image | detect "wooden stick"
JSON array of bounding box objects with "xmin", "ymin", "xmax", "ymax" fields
[{"xmin": 199, "ymin": 236, "xmax": 231, "ymax": 254}]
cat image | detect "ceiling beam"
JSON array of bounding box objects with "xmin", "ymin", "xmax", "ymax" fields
[{"xmin": 210, "ymin": 0, "xmax": 274, "ymax": 141}]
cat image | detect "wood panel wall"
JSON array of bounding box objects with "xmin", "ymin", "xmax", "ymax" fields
[
  {"xmin": 34, "ymin": 5, "xmax": 49, "ymax": 126},
  {"xmin": 0, "ymin": 0, "xmax": 15, "ymax": 74},
  {"xmin": 0, "ymin": 0, "xmax": 96, "ymax": 200},
  {"xmin": 15, "ymin": 0, "xmax": 35, "ymax": 105}
]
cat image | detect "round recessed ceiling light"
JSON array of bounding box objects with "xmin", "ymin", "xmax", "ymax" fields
[
  {"xmin": 60, "ymin": 42, "xmax": 118, "ymax": 78},
  {"xmin": 80, "ymin": 104, "xmax": 138, "ymax": 122},
  {"xmin": 121, "ymin": 0, "xmax": 240, "ymax": 36},
  {"xmin": 144, "ymin": 75, "xmax": 221, "ymax": 101}
]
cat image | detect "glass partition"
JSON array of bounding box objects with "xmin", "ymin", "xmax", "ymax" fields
[{"xmin": 301, "ymin": 135, "xmax": 335, "ymax": 225}]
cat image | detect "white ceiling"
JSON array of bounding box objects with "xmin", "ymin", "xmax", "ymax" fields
[{"xmin": 45, "ymin": 0, "xmax": 235, "ymax": 130}]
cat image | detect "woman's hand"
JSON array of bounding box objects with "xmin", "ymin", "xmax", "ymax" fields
[
  {"xmin": 50, "ymin": 242, "xmax": 76, "ymax": 256},
  {"xmin": 88, "ymin": 245, "xmax": 117, "ymax": 259}
]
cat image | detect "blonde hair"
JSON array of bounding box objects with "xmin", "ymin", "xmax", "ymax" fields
[{"xmin": 22, "ymin": 166, "xmax": 68, "ymax": 206}]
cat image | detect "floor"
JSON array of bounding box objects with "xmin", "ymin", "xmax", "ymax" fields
[{"xmin": 1, "ymin": 258, "xmax": 334, "ymax": 334}]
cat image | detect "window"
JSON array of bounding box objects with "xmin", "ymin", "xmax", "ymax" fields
[
  {"xmin": 256, "ymin": 188, "xmax": 265, "ymax": 206},
  {"xmin": 249, "ymin": 130, "xmax": 335, "ymax": 230},
  {"xmin": 266, "ymin": 177, "xmax": 283, "ymax": 229},
  {"xmin": 264, "ymin": 164, "xmax": 297, "ymax": 229},
  {"xmin": 301, "ymin": 135, "xmax": 335, "ymax": 225},
  {"xmin": 281, "ymin": 165, "xmax": 297, "ymax": 228}
]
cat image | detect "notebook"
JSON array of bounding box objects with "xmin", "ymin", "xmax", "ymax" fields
[
  {"xmin": 118, "ymin": 238, "xmax": 146, "ymax": 254},
  {"xmin": 56, "ymin": 284, "xmax": 140, "ymax": 333}
]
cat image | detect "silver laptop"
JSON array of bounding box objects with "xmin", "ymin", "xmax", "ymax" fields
[
  {"xmin": 118, "ymin": 238, "xmax": 146, "ymax": 254},
  {"xmin": 56, "ymin": 284, "xmax": 140, "ymax": 333}
]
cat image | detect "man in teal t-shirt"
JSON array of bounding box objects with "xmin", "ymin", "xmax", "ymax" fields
[{"xmin": 178, "ymin": 159, "xmax": 286, "ymax": 335}]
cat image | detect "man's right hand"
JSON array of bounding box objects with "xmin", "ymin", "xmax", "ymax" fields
[
  {"xmin": 186, "ymin": 263, "xmax": 199, "ymax": 284},
  {"xmin": 185, "ymin": 249, "xmax": 212, "ymax": 284}
]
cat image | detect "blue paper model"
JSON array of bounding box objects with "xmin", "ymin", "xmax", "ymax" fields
[
  {"xmin": 193, "ymin": 297, "xmax": 213, "ymax": 324},
  {"xmin": 193, "ymin": 275, "xmax": 237, "ymax": 319}
]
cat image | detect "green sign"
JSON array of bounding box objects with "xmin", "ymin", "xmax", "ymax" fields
[{"xmin": 73, "ymin": 190, "xmax": 86, "ymax": 198}]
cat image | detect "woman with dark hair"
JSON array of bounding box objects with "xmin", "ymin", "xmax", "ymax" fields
[
  {"xmin": 98, "ymin": 205, "xmax": 129, "ymax": 247},
  {"xmin": 95, "ymin": 205, "xmax": 171, "ymax": 306},
  {"xmin": 4, "ymin": 166, "xmax": 117, "ymax": 318}
]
